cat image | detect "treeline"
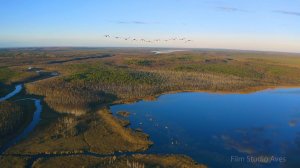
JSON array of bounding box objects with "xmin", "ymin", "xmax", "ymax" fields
[
  {"xmin": 124, "ymin": 54, "xmax": 300, "ymax": 86},
  {"xmin": 26, "ymin": 65, "xmax": 165, "ymax": 114},
  {"xmin": 26, "ymin": 79, "xmax": 107, "ymax": 116},
  {"xmin": 26, "ymin": 64, "xmax": 261, "ymax": 116},
  {"xmin": 0, "ymin": 67, "xmax": 39, "ymax": 84},
  {"xmin": 153, "ymin": 70, "xmax": 258, "ymax": 91},
  {"xmin": 0, "ymin": 101, "xmax": 24, "ymax": 136},
  {"xmin": 64, "ymin": 65, "xmax": 163, "ymax": 86}
]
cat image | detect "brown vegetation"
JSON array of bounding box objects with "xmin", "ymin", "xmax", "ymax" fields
[
  {"xmin": 0, "ymin": 100, "xmax": 35, "ymax": 147},
  {"xmin": 31, "ymin": 154, "xmax": 207, "ymax": 168},
  {"xmin": 0, "ymin": 101, "xmax": 23, "ymax": 137},
  {"xmin": 23, "ymin": 49, "xmax": 300, "ymax": 116},
  {"xmin": 5, "ymin": 107, "xmax": 151, "ymax": 155},
  {"xmin": 2, "ymin": 48, "xmax": 300, "ymax": 167},
  {"xmin": 26, "ymin": 78, "xmax": 108, "ymax": 116},
  {"xmin": 117, "ymin": 111, "xmax": 131, "ymax": 117},
  {"xmin": 0, "ymin": 156, "xmax": 29, "ymax": 168}
]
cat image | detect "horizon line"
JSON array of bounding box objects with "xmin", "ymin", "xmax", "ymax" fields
[{"xmin": 0, "ymin": 46, "xmax": 300, "ymax": 55}]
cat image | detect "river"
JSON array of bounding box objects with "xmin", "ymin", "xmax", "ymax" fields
[
  {"xmin": 0, "ymin": 84, "xmax": 23, "ymax": 101},
  {"xmin": 0, "ymin": 86, "xmax": 42, "ymax": 155}
]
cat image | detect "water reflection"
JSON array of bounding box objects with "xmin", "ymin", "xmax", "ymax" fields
[
  {"xmin": 289, "ymin": 120, "xmax": 298, "ymax": 127},
  {"xmin": 111, "ymin": 88, "xmax": 300, "ymax": 168}
]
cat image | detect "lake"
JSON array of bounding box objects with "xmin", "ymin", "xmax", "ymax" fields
[{"xmin": 111, "ymin": 88, "xmax": 300, "ymax": 168}]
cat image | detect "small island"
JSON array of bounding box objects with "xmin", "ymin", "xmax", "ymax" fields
[{"xmin": 117, "ymin": 111, "xmax": 131, "ymax": 117}]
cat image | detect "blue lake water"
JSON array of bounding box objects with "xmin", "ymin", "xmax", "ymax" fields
[{"xmin": 111, "ymin": 88, "xmax": 300, "ymax": 168}]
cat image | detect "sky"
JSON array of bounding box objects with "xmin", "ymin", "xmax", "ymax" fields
[{"xmin": 0, "ymin": 0, "xmax": 300, "ymax": 52}]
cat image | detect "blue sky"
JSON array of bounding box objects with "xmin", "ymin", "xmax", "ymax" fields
[{"xmin": 0, "ymin": 0, "xmax": 299, "ymax": 52}]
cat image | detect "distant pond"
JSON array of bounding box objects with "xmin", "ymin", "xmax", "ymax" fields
[{"xmin": 111, "ymin": 88, "xmax": 300, "ymax": 168}]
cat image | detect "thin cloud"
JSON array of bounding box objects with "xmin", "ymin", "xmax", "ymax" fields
[
  {"xmin": 217, "ymin": 7, "xmax": 248, "ymax": 13},
  {"xmin": 273, "ymin": 10, "xmax": 300, "ymax": 16}
]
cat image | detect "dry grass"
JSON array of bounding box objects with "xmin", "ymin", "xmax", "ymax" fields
[
  {"xmin": 31, "ymin": 154, "xmax": 207, "ymax": 168},
  {"xmin": 0, "ymin": 156, "xmax": 29, "ymax": 168},
  {"xmin": 0, "ymin": 100, "xmax": 35, "ymax": 147},
  {"xmin": 6, "ymin": 107, "xmax": 151, "ymax": 155}
]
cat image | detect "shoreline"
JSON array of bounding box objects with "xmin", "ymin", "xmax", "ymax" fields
[
  {"xmin": 1, "ymin": 81, "xmax": 300, "ymax": 167},
  {"xmin": 0, "ymin": 99, "xmax": 41, "ymax": 155},
  {"xmin": 111, "ymin": 84, "xmax": 300, "ymax": 106}
]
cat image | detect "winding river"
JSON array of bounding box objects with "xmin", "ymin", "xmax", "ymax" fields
[
  {"xmin": 0, "ymin": 86, "xmax": 42, "ymax": 155},
  {"xmin": 0, "ymin": 84, "xmax": 23, "ymax": 102},
  {"xmin": 0, "ymin": 84, "xmax": 139, "ymax": 167}
]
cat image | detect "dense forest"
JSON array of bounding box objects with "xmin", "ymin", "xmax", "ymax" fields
[
  {"xmin": 25, "ymin": 65, "xmax": 164, "ymax": 115},
  {"xmin": 26, "ymin": 63, "xmax": 258, "ymax": 115},
  {"xmin": 0, "ymin": 101, "xmax": 23, "ymax": 137},
  {"xmin": 0, "ymin": 67, "xmax": 38, "ymax": 84},
  {"xmin": 24, "ymin": 51, "xmax": 300, "ymax": 116}
]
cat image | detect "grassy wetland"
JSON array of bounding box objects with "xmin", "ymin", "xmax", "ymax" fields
[{"xmin": 1, "ymin": 48, "xmax": 300, "ymax": 167}]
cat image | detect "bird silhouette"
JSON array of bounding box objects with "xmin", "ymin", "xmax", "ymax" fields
[{"xmin": 105, "ymin": 35, "xmax": 192, "ymax": 44}]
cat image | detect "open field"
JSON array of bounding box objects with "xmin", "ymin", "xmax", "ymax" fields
[{"xmin": 1, "ymin": 48, "xmax": 300, "ymax": 167}]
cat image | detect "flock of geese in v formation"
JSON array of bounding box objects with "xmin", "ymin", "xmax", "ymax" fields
[{"xmin": 104, "ymin": 35, "xmax": 193, "ymax": 43}]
